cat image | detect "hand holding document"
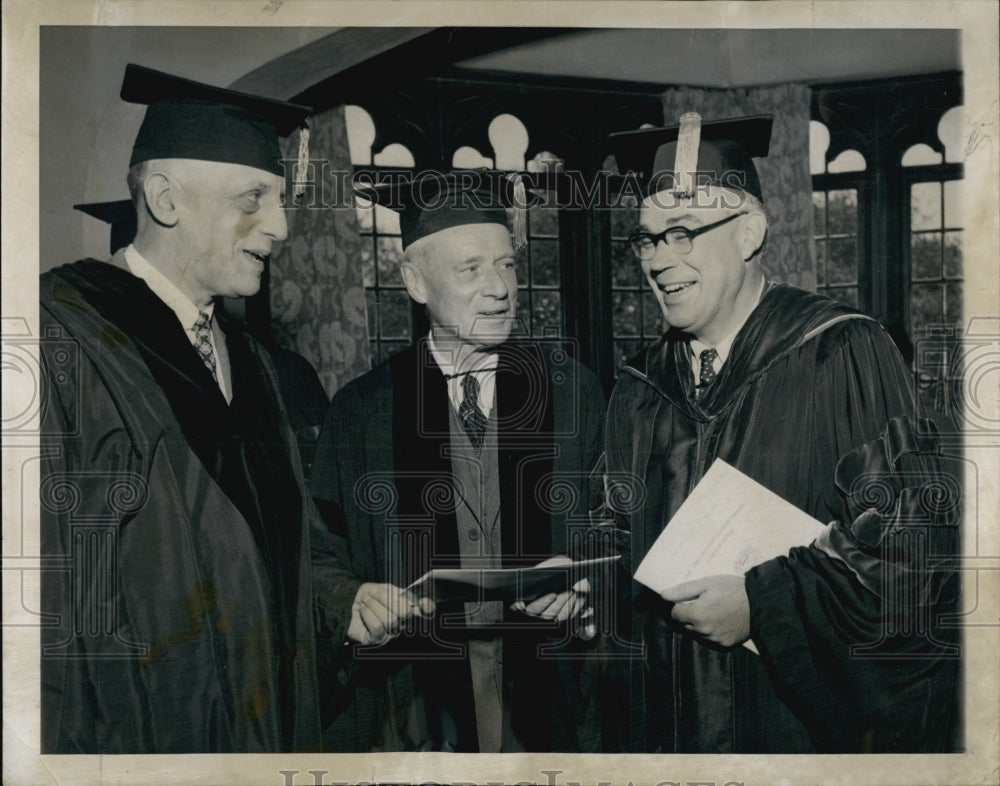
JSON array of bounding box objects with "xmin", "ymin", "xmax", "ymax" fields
[
  {"xmin": 634, "ymin": 459, "xmax": 829, "ymax": 653},
  {"xmin": 508, "ymin": 556, "xmax": 595, "ymax": 637},
  {"xmin": 347, "ymin": 582, "xmax": 436, "ymax": 646}
]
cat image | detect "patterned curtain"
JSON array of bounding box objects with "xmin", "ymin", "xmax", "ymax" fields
[
  {"xmin": 271, "ymin": 104, "xmax": 373, "ymax": 397},
  {"xmin": 660, "ymin": 84, "xmax": 816, "ymax": 290}
]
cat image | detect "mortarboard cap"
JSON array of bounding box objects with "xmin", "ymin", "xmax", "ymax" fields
[
  {"xmin": 122, "ymin": 63, "xmax": 313, "ymax": 178},
  {"xmin": 75, "ymin": 199, "xmax": 137, "ymax": 255},
  {"xmin": 355, "ymin": 169, "xmax": 537, "ymax": 251},
  {"xmin": 610, "ymin": 114, "xmax": 773, "ymax": 203}
]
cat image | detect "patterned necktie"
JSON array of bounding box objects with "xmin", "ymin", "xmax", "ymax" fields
[
  {"xmin": 459, "ymin": 373, "xmax": 489, "ymax": 453},
  {"xmin": 192, "ymin": 309, "xmax": 218, "ymax": 382},
  {"xmin": 697, "ymin": 348, "xmax": 718, "ymax": 396}
]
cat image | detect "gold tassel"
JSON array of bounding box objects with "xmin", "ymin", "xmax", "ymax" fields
[
  {"xmin": 509, "ymin": 172, "xmax": 527, "ymax": 252},
  {"xmin": 674, "ymin": 112, "xmax": 701, "ymax": 199},
  {"xmin": 294, "ymin": 125, "xmax": 310, "ymax": 200}
]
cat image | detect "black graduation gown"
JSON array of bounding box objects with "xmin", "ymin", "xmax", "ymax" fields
[
  {"xmin": 269, "ymin": 347, "xmax": 330, "ymax": 480},
  {"xmin": 38, "ymin": 258, "xmax": 355, "ymax": 753},
  {"xmin": 310, "ymin": 338, "xmax": 606, "ymax": 752},
  {"xmin": 602, "ymin": 284, "xmax": 960, "ymax": 753}
]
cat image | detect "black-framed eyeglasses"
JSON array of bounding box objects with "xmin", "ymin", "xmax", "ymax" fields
[{"xmin": 625, "ymin": 211, "xmax": 748, "ymax": 260}]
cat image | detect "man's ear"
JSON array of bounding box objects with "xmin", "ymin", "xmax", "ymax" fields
[
  {"xmin": 741, "ymin": 212, "xmax": 767, "ymax": 261},
  {"xmin": 142, "ymin": 171, "xmax": 179, "ymax": 228},
  {"xmin": 400, "ymin": 261, "xmax": 427, "ymax": 304}
]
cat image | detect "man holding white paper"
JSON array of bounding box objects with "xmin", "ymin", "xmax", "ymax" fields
[{"xmin": 603, "ymin": 113, "xmax": 959, "ymax": 753}]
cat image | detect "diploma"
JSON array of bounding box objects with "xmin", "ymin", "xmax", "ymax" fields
[
  {"xmin": 407, "ymin": 555, "xmax": 619, "ymax": 605},
  {"xmin": 634, "ymin": 458, "xmax": 829, "ymax": 653}
]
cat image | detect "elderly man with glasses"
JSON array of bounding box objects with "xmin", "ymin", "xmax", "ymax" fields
[{"xmin": 599, "ymin": 113, "xmax": 960, "ymax": 754}]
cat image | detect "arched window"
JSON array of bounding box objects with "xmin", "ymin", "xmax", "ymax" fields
[
  {"xmin": 452, "ymin": 145, "xmax": 493, "ymax": 169},
  {"xmin": 810, "ymin": 77, "xmax": 963, "ymax": 420},
  {"xmin": 810, "ymin": 120, "xmax": 865, "ymax": 308},
  {"xmin": 899, "ymin": 105, "xmax": 964, "ymax": 354},
  {"xmin": 487, "ymin": 113, "xmax": 529, "ymax": 171},
  {"xmin": 346, "ymin": 104, "xmax": 416, "ymax": 363},
  {"xmin": 605, "ymin": 137, "xmax": 663, "ymax": 372}
]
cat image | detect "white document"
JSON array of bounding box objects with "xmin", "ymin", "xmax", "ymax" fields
[{"xmin": 634, "ymin": 459, "xmax": 829, "ymax": 654}]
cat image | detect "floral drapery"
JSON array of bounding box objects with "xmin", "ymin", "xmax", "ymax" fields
[
  {"xmin": 660, "ymin": 84, "xmax": 816, "ymax": 291},
  {"xmin": 270, "ymin": 104, "xmax": 372, "ymax": 397}
]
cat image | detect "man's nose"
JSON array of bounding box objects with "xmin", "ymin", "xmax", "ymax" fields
[
  {"xmin": 261, "ymin": 203, "xmax": 288, "ymax": 242},
  {"xmin": 646, "ymin": 239, "xmax": 682, "ymax": 275},
  {"xmin": 481, "ymin": 264, "xmax": 512, "ymax": 297}
]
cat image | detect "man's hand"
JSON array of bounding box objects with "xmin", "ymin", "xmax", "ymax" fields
[
  {"xmin": 661, "ymin": 574, "xmax": 751, "ymax": 648},
  {"xmin": 510, "ymin": 556, "xmax": 596, "ymax": 640},
  {"xmin": 347, "ymin": 583, "xmax": 435, "ymax": 646}
]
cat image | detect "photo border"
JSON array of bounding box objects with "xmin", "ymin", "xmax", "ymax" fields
[{"xmin": 4, "ymin": 2, "xmax": 998, "ymax": 784}]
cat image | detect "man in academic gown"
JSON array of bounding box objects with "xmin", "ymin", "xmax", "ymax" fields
[
  {"xmin": 599, "ymin": 114, "xmax": 960, "ymax": 753},
  {"xmin": 38, "ymin": 64, "xmax": 356, "ymax": 753},
  {"xmin": 310, "ymin": 172, "xmax": 606, "ymax": 752}
]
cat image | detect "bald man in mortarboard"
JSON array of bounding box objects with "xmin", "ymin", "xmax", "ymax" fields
[
  {"xmin": 38, "ymin": 65, "xmax": 357, "ymax": 753},
  {"xmin": 601, "ymin": 113, "xmax": 959, "ymax": 753},
  {"xmin": 309, "ymin": 171, "xmax": 607, "ymax": 753}
]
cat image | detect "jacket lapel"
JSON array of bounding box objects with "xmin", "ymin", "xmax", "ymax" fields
[
  {"xmin": 390, "ymin": 341, "xmax": 461, "ymax": 583},
  {"xmin": 495, "ymin": 340, "xmax": 555, "ymax": 565}
]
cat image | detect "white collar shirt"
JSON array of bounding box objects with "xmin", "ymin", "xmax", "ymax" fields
[
  {"xmin": 123, "ymin": 244, "xmax": 231, "ymax": 402},
  {"xmin": 426, "ymin": 332, "xmax": 498, "ymax": 418},
  {"xmin": 689, "ymin": 277, "xmax": 767, "ymax": 384}
]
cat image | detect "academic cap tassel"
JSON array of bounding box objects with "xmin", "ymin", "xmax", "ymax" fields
[
  {"xmin": 509, "ymin": 172, "xmax": 528, "ymax": 252},
  {"xmin": 294, "ymin": 125, "xmax": 310, "ymax": 200}
]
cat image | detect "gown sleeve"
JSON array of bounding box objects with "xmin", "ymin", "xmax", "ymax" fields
[
  {"xmin": 307, "ymin": 379, "xmax": 372, "ymax": 730},
  {"xmin": 38, "ymin": 305, "xmax": 99, "ymax": 752},
  {"xmin": 745, "ymin": 318, "xmax": 961, "ymax": 752},
  {"xmin": 247, "ymin": 339, "xmax": 360, "ymax": 651}
]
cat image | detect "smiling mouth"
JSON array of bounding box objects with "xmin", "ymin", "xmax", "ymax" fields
[
  {"xmin": 244, "ymin": 250, "xmax": 269, "ymax": 265},
  {"xmin": 659, "ymin": 281, "xmax": 695, "ymax": 296}
]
